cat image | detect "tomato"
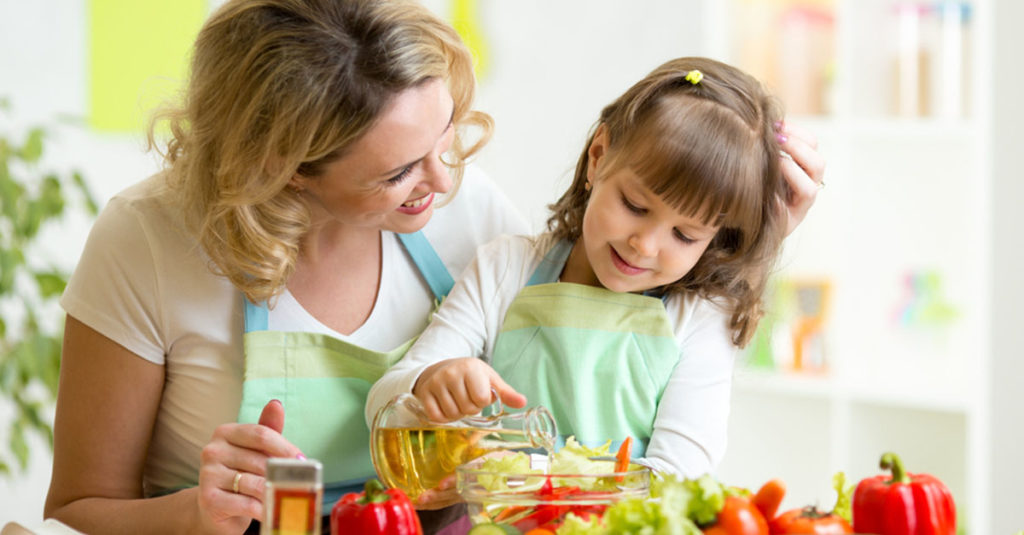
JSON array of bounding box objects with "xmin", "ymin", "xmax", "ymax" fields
[
  {"xmin": 769, "ymin": 506, "xmax": 852, "ymax": 535},
  {"xmin": 702, "ymin": 496, "xmax": 769, "ymax": 535}
]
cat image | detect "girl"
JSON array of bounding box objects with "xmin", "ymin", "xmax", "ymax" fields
[{"xmin": 367, "ymin": 56, "xmax": 798, "ymax": 479}]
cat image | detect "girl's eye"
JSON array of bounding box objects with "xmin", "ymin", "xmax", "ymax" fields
[
  {"xmin": 387, "ymin": 165, "xmax": 414, "ymax": 185},
  {"xmin": 621, "ymin": 195, "xmax": 645, "ymax": 214},
  {"xmin": 673, "ymin": 228, "xmax": 696, "ymax": 244}
]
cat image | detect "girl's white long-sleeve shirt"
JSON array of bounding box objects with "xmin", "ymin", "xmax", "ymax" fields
[{"xmin": 367, "ymin": 234, "xmax": 738, "ymax": 478}]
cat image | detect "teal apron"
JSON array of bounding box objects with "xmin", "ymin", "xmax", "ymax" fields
[
  {"xmin": 237, "ymin": 231, "xmax": 454, "ymax": 507},
  {"xmin": 489, "ymin": 240, "xmax": 681, "ymax": 456}
]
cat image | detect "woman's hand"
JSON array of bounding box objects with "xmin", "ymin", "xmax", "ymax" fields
[
  {"xmin": 196, "ymin": 399, "xmax": 304, "ymax": 534},
  {"xmin": 413, "ymin": 357, "xmax": 527, "ymax": 422},
  {"xmin": 777, "ymin": 122, "xmax": 826, "ymax": 236},
  {"xmin": 413, "ymin": 475, "xmax": 463, "ymax": 510}
]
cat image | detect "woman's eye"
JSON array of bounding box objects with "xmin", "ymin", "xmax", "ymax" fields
[
  {"xmin": 673, "ymin": 228, "xmax": 696, "ymax": 244},
  {"xmin": 387, "ymin": 165, "xmax": 414, "ymax": 185},
  {"xmin": 621, "ymin": 195, "xmax": 644, "ymax": 214}
]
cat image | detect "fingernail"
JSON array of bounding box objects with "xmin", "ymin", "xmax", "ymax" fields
[
  {"xmin": 296, "ymin": 453, "xmax": 307, "ymax": 460},
  {"xmin": 773, "ymin": 121, "xmax": 784, "ymax": 131},
  {"xmin": 270, "ymin": 399, "xmax": 282, "ymax": 406},
  {"xmin": 776, "ymin": 133, "xmax": 788, "ymax": 144}
]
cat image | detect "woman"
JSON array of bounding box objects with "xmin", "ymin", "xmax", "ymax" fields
[{"xmin": 44, "ymin": 1, "xmax": 824, "ymax": 534}]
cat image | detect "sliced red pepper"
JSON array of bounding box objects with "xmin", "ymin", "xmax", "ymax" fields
[
  {"xmin": 509, "ymin": 483, "xmax": 605, "ymax": 532},
  {"xmin": 513, "ymin": 503, "xmax": 569, "ymax": 531},
  {"xmin": 538, "ymin": 476, "xmax": 554, "ymax": 496}
]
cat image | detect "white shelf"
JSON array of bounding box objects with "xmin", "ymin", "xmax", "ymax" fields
[
  {"xmin": 785, "ymin": 115, "xmax": 979, "ymax": 138},
  {"xmin": 734, "ymin": 369, "xmax": 974, "ymax": 413},
  {"xmin": 711, "ymin": 1, "xmax": 989, "ymax": 533}
]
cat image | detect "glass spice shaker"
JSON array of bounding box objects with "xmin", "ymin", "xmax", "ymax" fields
[{"xmin": 262, "ymin": 457, "xmax": 323, "ymax": 535}]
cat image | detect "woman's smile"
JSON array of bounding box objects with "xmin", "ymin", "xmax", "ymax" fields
[{"xmin": 398, "ymin": 192, "xmax": 435, "ymax": 215}]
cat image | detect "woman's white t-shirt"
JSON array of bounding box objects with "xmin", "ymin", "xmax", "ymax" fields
[{"xmin": 60, "ymin": 166, "xmax": 528, "ymax": 496}]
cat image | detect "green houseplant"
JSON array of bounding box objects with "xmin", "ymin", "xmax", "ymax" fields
[{"xmin": 0, "ymin": 98, "xmax": 98, "ymax": 475}]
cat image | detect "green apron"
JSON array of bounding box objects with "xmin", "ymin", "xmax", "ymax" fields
[
  {"xmin": 489, "ymin": 239, "xmax": 681, "ymax": 456},
  {"xmin": 237, "ymin": 231, "xmax": 453, "ymax": 506}
]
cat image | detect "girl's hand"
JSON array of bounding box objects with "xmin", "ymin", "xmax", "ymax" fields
[
  {"xmin": 196, "ymin": 399, "xmax": 304, "ymax": 533},
  {"xmin": 413, "ymin": 357, "xmax": 527, "ymax": 422},
  {"xmin": 777, "ymin": 122, "xmax": 826, "ymax": 236}
]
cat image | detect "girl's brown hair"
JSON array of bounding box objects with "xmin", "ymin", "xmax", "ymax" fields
[
  {"xmin": 149, "ymin": 0, "xmax": 490, "ymax": 303},
  {"xmin": 546, "ymin": 57, "xmax": 788, "ymax": 347}
]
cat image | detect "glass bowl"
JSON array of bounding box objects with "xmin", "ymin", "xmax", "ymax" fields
[{"xmin": 456, "ymin": 455, "xmax": 651, "ymax": 532}]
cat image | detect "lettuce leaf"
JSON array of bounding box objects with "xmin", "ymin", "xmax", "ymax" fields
[
  {"xmin": 477, "ymin": 451, "xmax": 540, "ymax": 491},
  {"xmin": 548, "ymin": 438, "xmax": 614, "ymax": 483},
  {"xmin": 555, "ymin": 497, "xmax": 703, "ymax": 535},
  {"xmin": 651, "ymin": 474, "xmax": 726, "ymax": 527}
]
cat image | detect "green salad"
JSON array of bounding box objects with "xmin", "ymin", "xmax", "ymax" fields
[{"xmin": 463, "ymin": 438, "xmax": 738, "ymax": 534}]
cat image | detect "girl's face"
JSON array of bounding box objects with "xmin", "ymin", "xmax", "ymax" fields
[
  {"xmin": 292, "ymin": 78, "xmax": 456, "ymax": 234},
  {"xmin": 564, "ymin": 130, "xmax": 720, "ymax": 293}
]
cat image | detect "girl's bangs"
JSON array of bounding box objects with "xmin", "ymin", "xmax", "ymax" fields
[{"xmin": 616, "ymin": 98, "xmax": 765, "ymax": 232}]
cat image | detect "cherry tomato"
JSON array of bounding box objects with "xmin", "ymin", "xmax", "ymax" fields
[
  {"xmin": 702, "ymin": 496, "xmax": 769, "ymax": 535},
  {"xmin": 769, "ymin": 506, "xmax": 852, "ymax": 535}
]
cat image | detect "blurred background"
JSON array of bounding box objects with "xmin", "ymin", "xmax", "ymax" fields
[{"xmin": 1, "ymin": 0, "xmax": 1021, "ymax": 532}]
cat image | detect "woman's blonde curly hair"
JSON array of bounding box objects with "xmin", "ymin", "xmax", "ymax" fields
[
  {"xmin": 547, "ymin": 57, "xmax": 789, "ymax": 347},
  {"xmin": 148, "ymin": 0, "xmax": 490, "ymax": 304}
]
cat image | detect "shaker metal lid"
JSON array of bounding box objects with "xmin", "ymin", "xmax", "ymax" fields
[{"xmin": 266, "ymin": 457, "xmax": 322, "ymax": 482}]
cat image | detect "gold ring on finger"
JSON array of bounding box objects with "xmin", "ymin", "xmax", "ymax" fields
[{"xmin": 232, "ymin": 471, "xmax": 242, "ymax": 494}]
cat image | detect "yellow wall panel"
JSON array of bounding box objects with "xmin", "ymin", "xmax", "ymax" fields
[{"xmin": 88, "ymin": 0, "xmax": 207, "ymax": 132}]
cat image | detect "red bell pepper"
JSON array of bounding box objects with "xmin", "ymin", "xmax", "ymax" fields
[
  {"xmin": 330, "ymin": 478, "xmax": 423, "ymax": 535},
  {"xmin": 852, "ymin": 452, "xmax": 956, "ymax": 535}
]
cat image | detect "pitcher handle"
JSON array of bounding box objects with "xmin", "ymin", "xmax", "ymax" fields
[
  {"xmin": 487, "ymin": 387, "xmax": 504, "ymax": 417},
  {"xmin": 463, "ymin": 387, "xmax": 504, "ymax": 425}
]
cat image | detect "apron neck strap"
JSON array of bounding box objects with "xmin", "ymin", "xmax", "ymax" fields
[
  {"xmin": 244, "ymin": 297, "xmax": 268, "ymax": 333},
  {"xmin": 397, "ymin": 231, "xmax": 454, "ymax": 301},
  {"xmin": 527, "ymin": 239, "xmax": 574, "ymax": 286}
]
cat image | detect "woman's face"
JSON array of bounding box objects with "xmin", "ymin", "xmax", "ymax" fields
[{"xmin": 293, "ymin": 78, "xmax": 456, "ymax": 234}]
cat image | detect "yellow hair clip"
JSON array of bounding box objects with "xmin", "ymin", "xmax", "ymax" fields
[{"xmin": 684, "ymin": 70, "xmax": 703, "ymax": 85}]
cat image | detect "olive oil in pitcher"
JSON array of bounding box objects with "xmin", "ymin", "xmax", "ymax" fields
[{"xmin": 370, "ymin": 393, "xmax": 557, "ymax": 501}]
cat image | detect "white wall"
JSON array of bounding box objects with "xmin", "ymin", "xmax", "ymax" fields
[
  {"xmin": 0, "ymin": 0, "xmax": 705, "ymax": 527},
  {"xmin": 426, "ymin": 1, "xmax": 707, "ymax": 229},
  {"xmin": 989, "ymin": 0, "xmax": 1024, "ymax": 532}
]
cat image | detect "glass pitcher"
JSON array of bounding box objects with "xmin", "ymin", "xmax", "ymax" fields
[{"xmin": 370, "ymin": 391, "xmax": 557, "ymax": 501}]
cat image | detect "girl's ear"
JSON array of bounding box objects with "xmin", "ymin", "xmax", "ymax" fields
[{"xmin": 587, "ymin": 124, "xmax": 610, "ymax": 184}]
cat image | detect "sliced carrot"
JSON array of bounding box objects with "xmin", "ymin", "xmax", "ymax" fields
[
  {"xmin": 614, "ymin": 436, "xmax": 633, "ymax": 472},
  {"xmin": 524, "ymin": 529, "xmax": 556, "ymax": 535},
  {"xmin": 612, "ymin": 436, "xmax": 634, "ymax": 483},
  {"xmin": 493, "ymin": 505, "xmax": 529, "ymax": 522},
  {"xmin": 751, "ymin": 478, "xmax": 786, "ymax": 521}
]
